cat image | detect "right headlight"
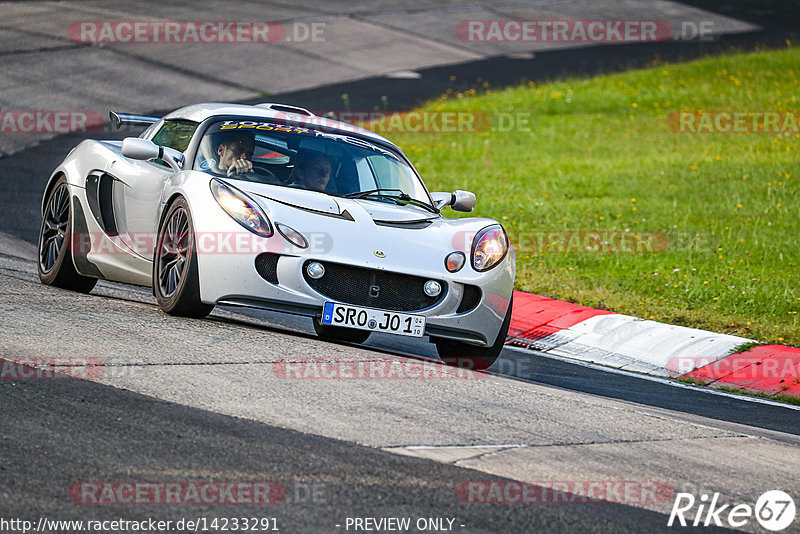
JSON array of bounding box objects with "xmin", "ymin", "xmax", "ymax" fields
[
  {"xmin": 471, "ymin": 224, "xmax": 508, "ymax": 271},
  {"xmin": 210, "ymin": 178, "xmax": 272, "ymax": 238}
]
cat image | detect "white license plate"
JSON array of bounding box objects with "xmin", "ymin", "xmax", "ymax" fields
[{"xmin": 321, "ymin": 302, "xmax": 425, "ymax": 337}]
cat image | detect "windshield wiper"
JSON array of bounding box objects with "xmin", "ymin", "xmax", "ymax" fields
[
  {"xmin": 345, "ymin": 189, "xmax": 437, "ymax": 213},
  {"xmin": 345, "ymin": 188, "xmax": 406, "ymax": 199}
]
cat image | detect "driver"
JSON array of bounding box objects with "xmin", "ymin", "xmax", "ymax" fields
[
  {"xmin": 208, "ymin": 130, "xmax": 255, "ymax": 176},
  {"xmin": 290, "ymin": 153, "xmax": 331, "ymax": 192}
]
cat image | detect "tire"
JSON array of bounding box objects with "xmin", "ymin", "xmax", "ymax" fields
[
  {"xmin": 435, "ymin": 294, "xmax": 513, "ymax": 371},
  {"xmin": 38, "ymin": 177, "xmax": 98, "ymax": 293},
  {"xmin": 313, "ymin": 319, "xmax": 371, "ymax": 344},
  {"xmin": 153, "ymin": 197, "xmax": 214, "ymax": 318}
]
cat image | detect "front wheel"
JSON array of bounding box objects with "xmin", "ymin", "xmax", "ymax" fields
[
  {"xmin": 38, "ymin": 177, "xmax": 98, "ymax": 293},
  {"xmin": 153, "ymin": 197, "xmax": 214, "ymax": 318},
  {"xmin": 313, "ymin": 320, "xmax": 371, "ymax": 344},
  {"xmin": 435, "ymin": 294, "xmax": 513, "ymax": 371}
]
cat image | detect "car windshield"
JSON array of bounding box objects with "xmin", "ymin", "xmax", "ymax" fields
[{"xmin": 193, "ymin": 119, "xmax": 432, "ymax": 209}]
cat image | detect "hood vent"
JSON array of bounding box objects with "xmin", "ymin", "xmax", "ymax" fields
[{"xmin": 373, "ymin": 219, "xmax": 433, "ymax": 229}]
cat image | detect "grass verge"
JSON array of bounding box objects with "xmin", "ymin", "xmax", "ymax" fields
[{"xmin": 387, "ymin": 45, "xmax": 800, "ymax": 345}]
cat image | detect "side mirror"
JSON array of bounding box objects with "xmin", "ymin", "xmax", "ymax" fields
[
  {"xmin": 121, "ymin": 137, "xmax": 184, "ymax": 172},
  {"xmin": 451, "ymin": 190, "xmax": 476, "ymax": 212},
  {"xmin": 122, "ymin": 138, "xmax": 159, "ymax": 160},
  {"xmin": 431, "ymin": 190, "xmax": 476, "ymax": 212}
]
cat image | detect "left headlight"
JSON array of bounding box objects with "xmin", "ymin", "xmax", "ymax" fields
[
  {"xmin": 210, "ymin": 179, "xmax": 273, "ymax": 238},
  {"xmin": 471, "ymin": 224, "xmax": 508, "ymax": 272}
]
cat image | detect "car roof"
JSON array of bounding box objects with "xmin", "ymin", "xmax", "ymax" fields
[{"xmin": 163, "ymin": 102, "xmax": 397, "ymax": 148}]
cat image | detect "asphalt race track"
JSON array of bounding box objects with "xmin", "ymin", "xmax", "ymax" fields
[
  {"xmin": 6, "ymin": 243, "xmax": 789, "ymax": 534},
  {"xmin": 2, "ymin": 2, "xmax": 800, "ymax": 533}
]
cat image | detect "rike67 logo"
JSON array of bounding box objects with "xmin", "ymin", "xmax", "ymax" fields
[{"xmin": 668, "ymin": 490, "xmax": 795, "ymax": 531}]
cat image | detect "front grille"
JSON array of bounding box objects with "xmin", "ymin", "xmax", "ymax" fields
[
  {"xmin": 255, "ymin": 253, "xmax": 280, "ymax": 285},
  {"xmin": 303, "ymin": 261, "xmax": 446, "ymax": 311},
  {"xmin": 457, "ymin": 285, "xmax": 482, "ymax": 313}
]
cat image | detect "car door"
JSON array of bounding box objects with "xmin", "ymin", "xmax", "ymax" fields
[{"xmin": 111, "ymin": 119, "xmax": 198, "ymax": 259}]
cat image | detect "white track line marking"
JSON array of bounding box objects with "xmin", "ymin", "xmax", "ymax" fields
[{"xmin": 505, "ymin": 345, "xmax": 800, "ymax": 411}]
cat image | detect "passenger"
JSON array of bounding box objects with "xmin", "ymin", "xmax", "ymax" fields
[{"xmin": 291, "ymin": 153, "xmax": 331, "ymax": 192}]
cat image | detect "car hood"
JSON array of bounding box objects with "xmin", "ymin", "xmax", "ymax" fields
[
  {"xmin": 236, "ymin": 181, "xmax": 437, "ymax": 223},
  {"xmin": 239, "ymin": 182, "xmax": 342, "ymax": 216}
]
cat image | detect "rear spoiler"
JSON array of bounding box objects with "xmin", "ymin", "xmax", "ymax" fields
[{"xmin": 109, "ymin": 111, "xmax": 161, "ymax": 129}]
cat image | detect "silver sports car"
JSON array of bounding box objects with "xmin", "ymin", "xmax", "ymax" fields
[{"xmin": 38, "ymin": 102, "xmax": 515, "ymax": 369}]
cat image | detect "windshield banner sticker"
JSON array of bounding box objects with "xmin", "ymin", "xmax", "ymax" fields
[{"xmin": 218, "ymin": 121, "xmax": 312, "ymax": 134}]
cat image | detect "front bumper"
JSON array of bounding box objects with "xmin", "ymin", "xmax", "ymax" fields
[{"xmin": 210, "ymin": 254, "xmax": 510, "ymax": 346}]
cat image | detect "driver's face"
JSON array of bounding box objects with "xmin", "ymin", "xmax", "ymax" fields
[{"xmin": 217, "ymin": 139, "xmax": 254, "ymax": 169}]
